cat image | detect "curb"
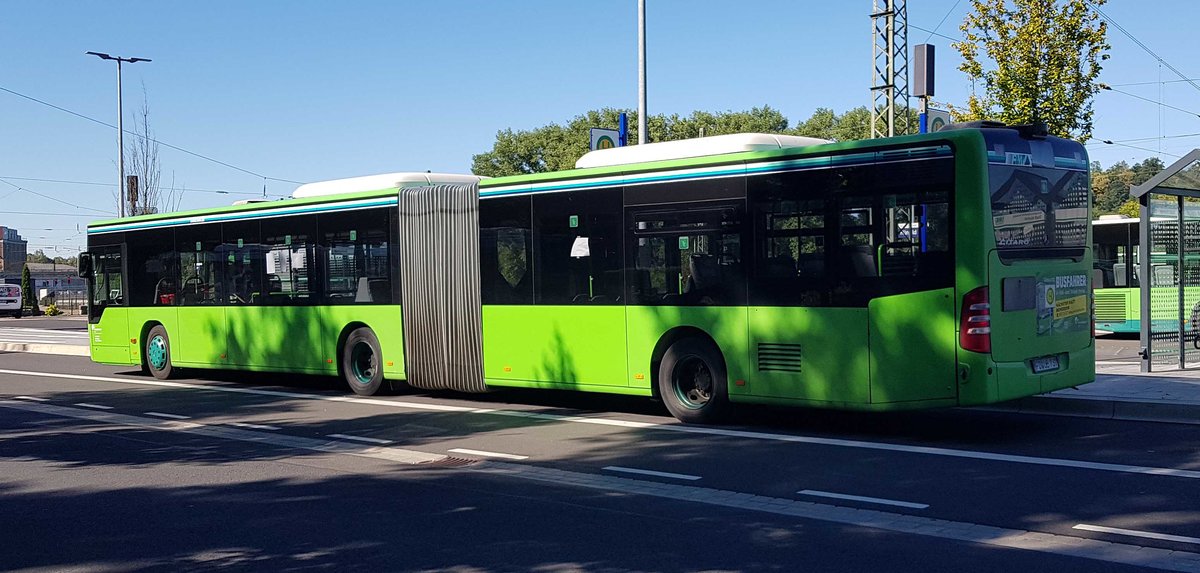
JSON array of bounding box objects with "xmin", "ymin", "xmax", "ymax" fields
[
  {"xmin": 0, "ymin": 343, "xmax": 89, "ymax": 357},
  {"xmin": 985, "ymin": 394, "xmax": 1200, "ymax": 426}
]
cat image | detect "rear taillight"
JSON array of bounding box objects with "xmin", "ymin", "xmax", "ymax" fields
[{"xmin": 960, "ymin": 286, "xmax": 991, "ymax": 353}]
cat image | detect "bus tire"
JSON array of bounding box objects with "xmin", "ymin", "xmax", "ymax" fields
[
  {"xmin": 658, "ymin": 337, "xmax": 730, "ymax": 424},
  {"xmin": 145, "ymin": 325, "xmax": 175, "ymax": 380},
  {"xmin": 341, "ymin": 327, "xmax": 384, "ymax": 396}
]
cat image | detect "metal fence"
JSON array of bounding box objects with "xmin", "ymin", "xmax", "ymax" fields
[{"xmin": 35, "ymin": 291, "xmax": 87, "ymax": 315}]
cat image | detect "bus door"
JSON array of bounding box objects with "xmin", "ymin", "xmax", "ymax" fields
[
  {"xmin": 84, "ymin": 245, "xmax": 131, "ymax": 364},
  {"xmin": 865, "ymin": 187, "xmax": 957, "ymax": 403}
]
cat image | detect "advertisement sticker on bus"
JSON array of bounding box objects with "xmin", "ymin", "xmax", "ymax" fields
[{"xmin": 1037, "ymin": 274, "xmax": 1090, "ymax": 335}]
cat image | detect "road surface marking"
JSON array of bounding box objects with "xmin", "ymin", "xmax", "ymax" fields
[
  {"xmin": 0, "ymin": 397, "xmax": 1194, "ymax": 571},
  {"xmin": 0, "ymin": 400, "xmax": 445, "ymax": 465},
  {"xmin": 477, "ymin": 462, "xmax": 1200, "ymax": 572},
  {"xmin": 603, "ymin": 466, "xmax": 701, "ymax": 481},
  {"xmin": 144, "ymin": 411, "xmax": 190, "ymax": 420},
  {"xmin": 13, "ymin": 395, "xmax": 48, "ymax": 401},
  {"xmin": 227, "ymin": 422, "xmax": 281, "ymax": 431},
  {"xmin": 797, "ymin": 489, "xmax": 929, "ymax": 509},
  {"xmin": 6, "ymin": 367, "xmax": 1200, "ymax": 481},
  {"xmin": 1074, "ymin": 524, "xmax": 1200, "ymax": 545},
  {"xmin": 328, "ymin": 433, "xmax": 393, "ymax": 445},
  {"xmin": 73, "ymin": 403, "xmax": 112, "ymax": 410},
  {"xmin": 448, "ymin": 448, "xmax": 528, "ymax": 460}
]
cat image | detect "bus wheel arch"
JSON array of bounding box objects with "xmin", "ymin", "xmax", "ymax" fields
[
  {"xmin": 143, "ymin": 323, "xmax": 175, "ymax": 380},
  {"xmin": 338, "ymin": 323, "xmax": 385, "ymax": 396},
  {"xmin": 138, "ymin": 321, "xmax": 162, "ymax": 374},
  {"xmin": 650, "ymin": 327, "xmax": 730, "ymax": 424}
]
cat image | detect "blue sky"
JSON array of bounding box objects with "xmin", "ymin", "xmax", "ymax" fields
[{"xmin": 3, "ymin": 1, "xmax": 1199, "ymax": 254}]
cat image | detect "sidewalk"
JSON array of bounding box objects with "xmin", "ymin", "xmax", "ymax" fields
[{"xmin": 994, "ymin": 360, "xmax": 1200, "ymax": 425}]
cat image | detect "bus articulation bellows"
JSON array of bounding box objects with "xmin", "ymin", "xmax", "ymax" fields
[{"xmin": 80, "ymin": 125, "xmax": 1095, "ymax": 423}]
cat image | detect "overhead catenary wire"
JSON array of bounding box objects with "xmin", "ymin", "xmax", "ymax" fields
[
  {"xmin": 0, "ymin": 175, "xmax": 290, "ymax": 198},
  {"xmin": 1099, "ymin": 84, "xmax": 1200, "ymax": 119},
  {"xmin": 0, "ymin": 85, "xmax": 304, "ymax": 185},
  {"xmin": 1086, "ymin": 139, "xmax": 1183, "ymax": 159},
  {"xmin": 1085, "ymin": 0, "xmax": 1200, "ymax": 97},
  {"xmin": 922, "ymin": 0, "xmax": 963, "ymax": 43},
  {"xmin": 0, "ymin": 178, "xmax": 111, "ymax": 215}
]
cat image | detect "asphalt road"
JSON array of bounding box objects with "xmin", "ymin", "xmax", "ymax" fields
[{"xmin": 2, "ymin": 352, "xmax": 1200, "ymax": 572}]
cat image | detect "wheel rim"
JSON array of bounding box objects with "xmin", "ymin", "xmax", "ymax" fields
[
  {"xmin": 671, "ymin": 355, "xmax": 713, "ymax": 410},
  {"xmin": 350, "ymin": 341, "xmax": 377, "ymax": 384},
  {"xmin": 147, "ymin": 335, "xmax": 168, "ymax": 370}
]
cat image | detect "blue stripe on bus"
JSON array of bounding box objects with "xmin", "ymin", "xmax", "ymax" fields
[{"xmin": 88, "ymin": 198, "xmax": 398, "ymax": 234}]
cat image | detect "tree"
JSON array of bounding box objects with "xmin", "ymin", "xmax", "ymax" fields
[
  {"xmin": 20, "ymin": 264, "xmax": 38, "ymax": 315},
  {"xmin": 125, "ymin": 85, "xmax": 182, "ymax": 216},
  {"xmin": 792, "ymin": 107, "xmax": 877, "ymax": 142},
  {"xmin": 26, "ymin": 249, "xmax": 51, "ymax": 264},
  {"xmin": 952, "ymin": 0, "xmax": 1109, "ymax": 140},
  {"xmin": 1091, "ymin": 157, "xmax": 1167, "ymax": 215},
  {"xmin": 472, "ymin": 106, "xmax": 794, "ymax": 177}
]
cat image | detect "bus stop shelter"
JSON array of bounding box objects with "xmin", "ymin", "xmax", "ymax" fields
[{"xmin": 1132, "ymin": 149, "xmax": 1200, "ymax": 371}]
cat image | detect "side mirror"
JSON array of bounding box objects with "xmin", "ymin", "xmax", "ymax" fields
[{"xmin": 78, "ymin": 253, "xmax": 94, "ymax": 279}]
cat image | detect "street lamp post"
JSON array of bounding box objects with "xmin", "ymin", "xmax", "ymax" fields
[{"xmin": 86, "ymin": 51, "xmax": 151, "ymax": 218}]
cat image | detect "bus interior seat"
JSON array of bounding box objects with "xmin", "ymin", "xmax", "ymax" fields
[
  {"xmin": 1113, "ymin": 263, "xmax": 1127, "ymax": 287},
  {"xmin": 688, "ymin": 254, "xmax": 719, "ymax": 291},
  {"xmin": 764, "ymin": 253, "xmax": 797, "ymax": 277},
  {"xmin": 843, "ymin": 245, "xmax": 877, "ymax": 277},
  {"xmin": 355, "ymin": 277, "xmax": 373, "ymax": 303},
  {"xmin": 368, "ymin": 278, "xmax": 389, "ymax": 303}
]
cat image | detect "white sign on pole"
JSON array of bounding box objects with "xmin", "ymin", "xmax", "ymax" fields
[
  {"xmin": 927, "ymin": 108, "xmax": 952, "ymax": 132},
  {"xmin": 590, "ymin": 128, "xmax": 620, "ymax": 151}
]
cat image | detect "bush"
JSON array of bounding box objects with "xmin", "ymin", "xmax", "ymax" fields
[{"xmin": 45, "ymin": 303, "xmax": 62, "ymax": 316}]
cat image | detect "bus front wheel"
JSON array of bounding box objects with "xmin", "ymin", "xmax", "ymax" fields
[
  {"xmin": 145, "ymin": 325, "xmax": 175, "ymax": 380},
  {"xmin": 658, "ymin": 338, "xmax": 730, "ymax": 424},
  {"xmin": 341, "ymin": 327, "xmax": 384, "ymax": 396}
]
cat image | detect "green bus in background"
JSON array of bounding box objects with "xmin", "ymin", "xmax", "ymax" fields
[
  {"xmin": 80, "ymin": 122, "xmax": 1095, "ymax": 423},
  {"xmin": 1092, "ymin": 215, "xmax": 1140, "ymax": 334}
]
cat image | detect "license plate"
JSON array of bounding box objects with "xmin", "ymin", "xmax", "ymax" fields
[{"xmin": 1032, "ymin": 355, "xmax": 1060, "ymax": 374}]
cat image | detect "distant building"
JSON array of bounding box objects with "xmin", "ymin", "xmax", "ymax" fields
[{"xmin": 0, "ymin": 226, "xmax": 27, "ymax": 273}]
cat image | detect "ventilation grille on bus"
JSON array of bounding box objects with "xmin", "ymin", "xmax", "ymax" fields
[
  {"xmin": 1094, "ymin": 291, "xmax": 1128, "ymax": 322},
  {"xmin": 758, "ymin": 343, "xmax": 803, "ymax": 372}
]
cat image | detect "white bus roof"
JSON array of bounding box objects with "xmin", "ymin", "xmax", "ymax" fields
[
  {"xmin": 292, "ymin": 172, "xmax": 483, "ymax": 198},
  {"xmin": 574, "ymin": 133, "xmax": 832, "ymax": 169}
]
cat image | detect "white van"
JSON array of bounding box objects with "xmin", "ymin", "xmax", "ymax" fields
[{"xmin": 0, "ymin": 284, "xmax": 22, "ymax": 318}]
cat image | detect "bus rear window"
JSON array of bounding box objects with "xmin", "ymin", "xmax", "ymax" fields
[{"xmin": 990, "ymin": 165, "xmax": 1088, "ymax": 258}]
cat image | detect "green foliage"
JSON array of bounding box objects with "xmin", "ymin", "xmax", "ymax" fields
[
  {"xmin": 1116, "ymin": 199, "xmax": 1139, "ymax": 219},
  {"xmin": 45, "ymin": 302, "xmax": 62, "ymax": 316},
  {"xmin": 792, "ymin": 107, "xmax": 875, "ymax": 142},
  {"xmin": 26, "ymin": 249, "xmax": 51, "ymax": 264},
  {"xmin": 1091, "ymin": 157, "xmax": 1166, "ymax": 215},
  {"xmin": 473, "ymin": 106, "xmax": 802, "ymax": 177},
  {"xmin": 19, "ymin": 264, "xmax": 38, "ymax": 314},
  {"xmin": 952, "ymin": 0, "xmax": 1109, "ymax": 140}
]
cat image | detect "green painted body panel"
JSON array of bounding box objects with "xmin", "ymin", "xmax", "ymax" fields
[
  {"xmin": 87, "ymin": 305, "xmax": 406, "ymax": 379},
  {"xmin": 624, "ymin": 306, "xmax": 750, "ymax": 394},
  {"xmin": 87, "ymin": 309, "xmax": 131, "ymax": 364},
  {"xmin": 482, "ymin": 306, "xmax": 627, "ymax": 387},
  {"xmin": 868, "ymin": 288, "xmax": 957, "ymax": 403},
  {"xmin": 746, "ymin": 307, "xmax": 869, "ymax": 403}
]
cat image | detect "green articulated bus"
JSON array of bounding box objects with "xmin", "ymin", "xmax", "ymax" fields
[{"xmin": 80, "ymin": 122, "xmax": 1095, "ymax": 423}]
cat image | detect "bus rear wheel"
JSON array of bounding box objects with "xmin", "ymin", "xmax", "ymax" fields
[
  {"xmin": 341, "ymin": 327, "xmax": 384, "ymax": 396},
  {"xmin": 145, "ymin": 325, "xmax": 175, "ymax": 380},
  {"xmin": 658, "ymin": 338, "xmax": 730, "ymax": 424}
]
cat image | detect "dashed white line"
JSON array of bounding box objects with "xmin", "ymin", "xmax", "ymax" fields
[
  {"xmin": 144, "ymin": 412, "xmax": 190, "ymax": 420},
  {"xmin": 797, "ymin": 489, "xmax": 929, "ymax": 509},
  {"xmin": 227, "ymin": 422, "xmax": 281, "ymax": 431},
  {"xmin": 327, "ymin": 433, "xmax": 393, "ymax": 445},
  {"xmin": 1074, "ymin": 524, "xmax": 1200, "ymax": 545},
  {"xmin": 73, "ymin": 403, "xmax": 112, "ymax": 410},
  {"xmin": 448, "ymin": 448, "xmax": 529, "ymax": 460},
  {"xmin": 13, "ymin": 395, "xmax": 48, "ymax": 402},
  {"xmin": 6, "ymin": 367, "xmax": 1200, "ymax": 481},
  {"xmin": 602, "ymin": 466, "xmax": 701, "ymax": 481}
]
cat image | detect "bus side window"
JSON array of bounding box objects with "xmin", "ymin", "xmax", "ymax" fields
[{"xmin": 480, "ymin": 195, "xmax": 533, "ymax": 305}]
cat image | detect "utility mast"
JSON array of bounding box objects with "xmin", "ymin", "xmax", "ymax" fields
[{"xmin": 871, "ymin": 0, "xmax": 911, "ymax": 138}]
